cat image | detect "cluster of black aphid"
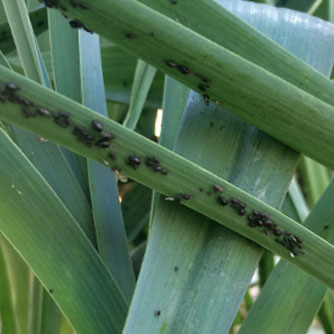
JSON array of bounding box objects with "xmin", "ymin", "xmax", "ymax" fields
[
  {"xmin": 38, "ymin": 0, "xmax": 93, "ymax": 33},
  {"xmin": 164, "ymin": 60, "xmax": 211, "ymax": 105},
  {"xmin": 145, "ymin": 156, "xmax": 168, "ymax": 175}
]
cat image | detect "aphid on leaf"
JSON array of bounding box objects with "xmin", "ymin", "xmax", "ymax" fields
[
  {"xmin": 180, "ymin": 193, "xmax": 192, "ymax": 200},
  {"xmin": 155, "ymin": 310, "xmax": 161, "ymax": 317},
  {"xmin": 126, "ymin": 32, "xmax": 136, "ymax": 39},
  {"xmin": 38, "ymin": 107, "xmax": 51, "ymax": 117},
  {"xmin": 92, "ymin": 120, "xmax": 103, "ymax": 132},
  {"xmin": 178, "ymin": 65, "xmax": 190, "ymax": 75},
  {"xmin": 6, "ymin": 82, "xmax": 20, "ymax": 92},
  {"xmin": 214, "ymin": 184, "xmax": 223, "ymax": 193},
  {"xmin": 165, "ymin": 60, "xmax": 177, "ymax": 68},
  {"xmin": 218, "ymin": 196, "xmax": 228, "ymax": 206}
]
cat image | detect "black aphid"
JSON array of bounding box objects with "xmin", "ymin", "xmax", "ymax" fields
[
  {"xmin": 126, "ymin": 32, "xmax": 136, "ymax": 39},
  {"xmin": 264, "ymin": 220, "xmax": 273, "ymax": 228},
  {"xmin": 178, "ymin": 65, "xmax": 190, "ymax": 75},
  {"xmin": 155, "ymin": 310, "xmax": 161, "ymax": 317},
  {"xmin": 202, "ymin": 94, "xmax": 210, "ymax": 105},
  {"xmin": 239, "ymin": 209, "xmax": 246, "ymax": 216},
  {"xmin": 70, "ymin": 0, "xmax": 78, "ymax": 7},
  {"xmin": 218, "ymin": 196, "xmax": 228, "ymax": 206},
  {"xmin": 230, "ymin": 198, "xmax": 240, "ymax": 205},
  {"xmin": 174, "ymin": 266, "xmax": 178, "ymax": 272},
  {"xmin": 100, "ymin": 131, "xmax": 114, "ymax": 140},
  {"xmin": 285, "ymin": 231, "xmax": 291, "ymax": 236},
  {"xmin": 253, "ymin": 210, "xmax": 259, "ymax": 216},
  {"xmin": 239, "ymin": 203, "xmax": 246, "ymax": 209},
  {"xmin": 171, "ymin": 0, "xmax": 177, "ymax": 4},
  {"xmin": 6, "ymin": 82, "xmax": 20, "ymax": 92},
  {"xmin": 92, "ymin": 120, "xmax": 103, "ymax": 132},
  {"xmin": 274, "ymin": 228, "xmax": 282, "ymax": 236},
  {"xmin": 214, "ymin": 184, "xmax": 223, "ymax": 193},
  {"xmin": 260, "ymin": 212, "xmax": 269, "ymax": 219},
  {"xmin": 256, "ymin": 220, "xmax": 263, "ymax": 227},
  {"xmin": 161, "ymin": 168, "xmax": 168, "ymax": 175},
  {"xmin": 198, "ymin": 84, "xmax": 206, "ymax": 92},
  {"xmin": 97, "ymin": 141, "xmax": 110, "ymax": 148},
  {"xmin": 165, "ymin": 60, "xmax": 177, "ymax": 68},
  {"xmin": 54, "ymin": 111, "xmax": 70, "ymax": 127},
  {"xmin": 109, "ymin": 152, "xmax": 116, "ymax": 161},
  {"xmin": 69, "ymin": 20, "xmax": 83, "ymax": 29},
  {"xmin": 199, "ymin": 188, "xmax": 204, "ymax": 192},
  {"xmin": 180, "ymin": 193, "xmax": 192, "ymax": 200},
  {"xmin": 264, "ymin": 230, "xmax": 270, "ymax": 236},
  {"xmin": 49, "ymin": 289, "xmax": 54, "ymax": 294},
  {"xmin": 126, "ymin": 155, "xmax": 142, "ymax": 169},
  {"xmin": 154, "ymin": 166, "xmax": 162, "ymax": 172},
  {"xmin": 324, "ymin": 225, "xmax": 329, "ymax": 229},
  {"xmin": 38, "ymin": 107, "xmax": 51, "ymax": 117}
]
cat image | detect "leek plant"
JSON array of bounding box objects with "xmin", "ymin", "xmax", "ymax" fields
[{"xmin": 0, "ymin": 0, "xmax": 334, "ymax": 333}]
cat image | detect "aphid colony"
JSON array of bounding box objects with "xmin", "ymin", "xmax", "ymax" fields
[
  {"xmin": 165, "ymin": 60, "xmax": 211, "ymax": 105},
  {"xmin": 1, "ymin": 82, "xmax": 305, "ymax": 258},
  {"xmin": 38, "ymin": 0, "xmax": 93, "ymax": 34}
]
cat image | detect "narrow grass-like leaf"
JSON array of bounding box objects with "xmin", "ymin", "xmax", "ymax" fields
[
  {"xmin": 299, "ymin": 157, "xmax": 331, "ymax": 208},
  {"xmin": 0, "ymin": 241, "xmax": 18, "ymax": 334},
  {"xmin": 49, "ymin": 10, "xmax": 89, "ymax": 201},
  {"xmin": 79, "ymin": 31, "xmax": 135, "ymax": 302},
  {"xmin": 0, "ymin": 66, "xmax": 334, "ymax": 289},
  {"xmin": 0, "ymin": 235, "xmax": 30, "ymax": 334},
  {"xmin": 27, "ymin": 272, "xmax": 43, "ymax": 334},
  {"xmin": 288, "ymin": 177, "xmax": 310, "ymax": 221},
  {"xmin": 39, "ymin": 292, "xmax": 61, "ymax": 334},
  {"xmin": 240, "ymin": 180, "xmax": 334, "ymax": 334},
  {"xmin": 2, "ymin": 0, "xmax": 45, "ymax": 83},
  {"xmin": 41, "ymin": 1, "xmax": 334, "ymax": 171},
  {"xmin": 318, "ymin": 291, "xmax": 334, "ymax": 334},
  {"xmin": 160, "ymin": 76, "xmax": 189, "ymax": 150},
  {"xmin": 122, "ymin": 184, "xmax": 151, "ymax": 242},
  {"xmin": 0, "ymin": 7, "xmax": 47, "ymax": 54},
  {"xmin": 0, "ymin": 129, "xmax": 128, "ymax": 334},
  {"xmin": 123, "ymin": 60, "xmax": 157, "ymax": 130}
]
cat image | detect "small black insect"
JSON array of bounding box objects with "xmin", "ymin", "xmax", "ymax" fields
[
  {"xmin": 69, "ymin": 20, "xmax": 83, "ymax": 29},
  {"xmin": 49, "ymin": 289, "xmax": 54, "ymax": 294},
  {"xmin": 161, "ymin": 168, "xmax": 168, "ymax": 175},
  {"xmin": 155, "ymin": 310, "xmax": 161, "ymax": 317},
  {"xmin": 38, "ymin": 107, "xmax": 51, "ymax": 117},
  {"xmin": 199, "ymin": 188, "xmax": 204, "ymax": 192},
  {"xmin": 285, "ymin": 231, "xmax": 291, "ymax": 236},
  {"xmin": 174, "ymin": 266, "xmax": 178, "ymax": 272},
  {"xmin": 171, "ymin": 0, "xmax": 177, "ymax": 4},
  {"xmin": 214, "ymin": 184, "xmax": 223, "ymax": 193},
  {"xmin": 178, "ymin": 65, "xmax": 190, "ymax": 75},
  {"xmin": 264, "ymin": 230, "xmax": 270, "ymax": 236},
  {"xmin": 165, "ymin": 60, "xmax": 177, "ymax": 68},
  {"xmin": 274, "ymin": 228, "xmax": 282, "ymax": 236},
  {"xmin": 6, "ymin": 82, "xmax": 20, "ymax": 92},
  {"xmin": 256, "ymin": 220, "xmax": 263, "ymax": 227},
  {"xmin": 253, "ymin": 210, "xmax": 259, "ymax": 216},
  {"xmin": 324, "ymin": 225, "xmax": 329, "ymax": 230},
  {"xmin": 230, "ymin": 198, "xmax": 240, "ymax": 205},
  {"xmin": 126, "ymin": 32, "xmax": 136, "ymax": 39},
  {"xmin": 126, "ymin": 155, "xmax": 142, "ymax": 169},
  {"xmin": 239, "ymin": 209, "xmax": 246, "ymax": 216},
  {"xmin": 239, "ymin": 202, "xmax": 246, "ymax": 209},
  {"xmin": 70, "ymin": 0, "xmax": 78, "ymax": 7},
  {"xmin": 180, "ymin": 193, "xmax": 192, "ymax": 200},
  {"xmin": 100, "ymin": 131, "xmax": 114, "ymax": 140},
  {"xmin": 198, "ymin": 84, "xmax": 206, "ymax": 92},
  {"xmin": 96, "ymin": 141, "xmax": 110, "ymax": 148},
  {"xmin": 91, "ymin": 120, "xmax": 103, "ymax": 131},
  {"xmin": 109, "ymin": 152, "xmax": 116, "ymax": 161},
  {"xmin": 54, "ymin": 112, "xmax": 70, "ymax": 127},
  {"xmin": 218, "ymin": 196, "xmax": 228, "ymax": 206}
]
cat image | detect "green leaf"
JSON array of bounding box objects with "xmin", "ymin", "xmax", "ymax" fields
[
  {"xmin": 123, "ymin": 60, "xmax": 157, "ymax": 130},
  {"xmin": 43, "ymin": 0, "xmax": 334, "ymax": 172},
  {"xmin": 0, "ymin": 66, "xmax": 334, "ymax": 290},
  {"xmin": 0, "ymin": 239, "xmax": 18, "ymax": 334},
  {"xmin": 48, "ymin": 9, "xmax": 90, "ymax": 203},
  {"xmin": 79, "ymin": 31, "xmax": 135, "ymax": 302},
  {"xmin": 0, "ymin": 129, "xmax": 128, "ymax": 334}
]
